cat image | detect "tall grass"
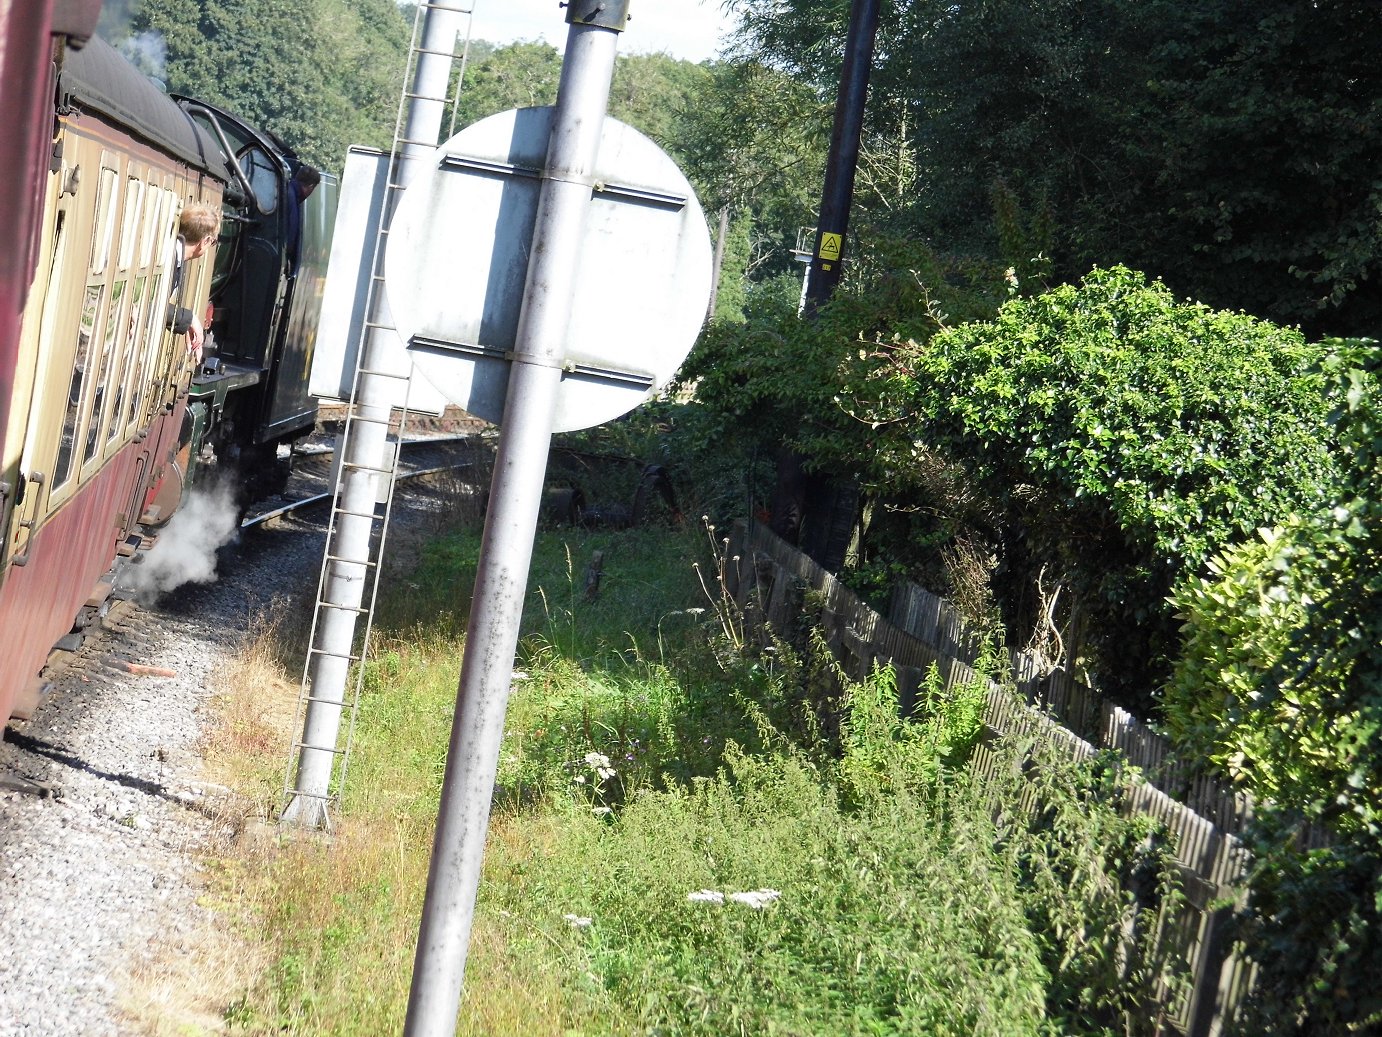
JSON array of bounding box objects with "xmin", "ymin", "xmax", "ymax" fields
[{"xmin": 192, "ymin": 517, "xmax": 1180, "ymax": 1036}]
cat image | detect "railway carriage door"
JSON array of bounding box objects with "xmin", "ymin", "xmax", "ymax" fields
[
  {"xmin": 79, "ymin": 164, "xmax": 149, "ymax": 478},
  {"xmin": 6, "ymin": 140, "xmax": 115, "ymax": 560},
  {"xmin": 50, "ymin": 159, "xmax": 118, "ymax": 501},
  {"xmin": 130, "ymin": 186, "xmax": 176, "ymax": 432},
  {"xmin": 6, "ymin": 170, "xmax": 75, "ymax": 565}
]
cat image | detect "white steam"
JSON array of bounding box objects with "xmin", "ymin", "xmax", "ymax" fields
[
  {"xmin": 118, "ymin": 30, "xmax": 167, "ymax": 82},
  {"xmin": 122, "ymin": 482, "xmax": 240, "ymax": 602}
]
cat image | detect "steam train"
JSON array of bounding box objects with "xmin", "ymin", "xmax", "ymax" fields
[{"xmin": 0, "ymin": 4, "xmax": 336, "ymax": 727}]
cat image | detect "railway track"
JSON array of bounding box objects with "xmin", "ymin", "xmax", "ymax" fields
[{"xmin": 241, "ymin": 432, "xmax": 491, "ymax": 528}]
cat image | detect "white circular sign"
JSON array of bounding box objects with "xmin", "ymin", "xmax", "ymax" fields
[{"xmin": 385, "ymin": 106, "xmax": 713, "ymax": 432}]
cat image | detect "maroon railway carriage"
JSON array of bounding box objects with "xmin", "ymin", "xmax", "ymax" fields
[{"xmin": 0, "ymin": 14, "xmax": 234, "ymax": 726}]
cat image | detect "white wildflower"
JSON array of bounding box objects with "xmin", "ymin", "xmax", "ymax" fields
[
  {"xmin": 592, "ymin": 806, "xmax": 612, "ymax": 816},
  {"xmin": 596, "ymin": 766, "xmax": 616, "ymax": 781},
  {"xmin": 563, "ymin": 913, "xmax": 593, "ymax": 928},
  {"xmin": 729, "ymin": 888, "xmax": 781, "ymax": 910},
  {"xmin": 584, "ymin": 751, "xmax": 612, "ymax": 771},
  {"xmin": 687, "ymin": 889, "xmax": 725, "ymax": 904},
  {"xmin": 573, "ymin": 774, "xmax": 586, "ymax": 784}
]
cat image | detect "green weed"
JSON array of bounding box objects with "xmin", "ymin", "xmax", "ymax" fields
[{"xmin": 203, "ymin": 519, "xmax": 1181, "ymax": 1036}]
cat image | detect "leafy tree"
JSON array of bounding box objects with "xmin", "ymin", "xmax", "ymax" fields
[
  {"xmin": 449, "ymin": 40, "xmax": 563, "ymax": 127},
  {"xmin": 1165, "ymin": 341, "xmax": 1382, "ymax": 1034},
  {"xmin": 708, "ymin": 210, "xmax": 753, "ymax": 323},
  {"xmin": 726, "ymin": 0, "xmax": 1382, "ymax": 337},
  {"xmin": 312, "ymin": 0, "xmax": 413, "ymax": 157},
  {"xmin": 608, "ymin": 52, "xmax": 712, "ymax": 158},
  {"xmin": 678, "ymin": 59, "xmax": 828, "ymax": 283},
  {"xmin": 129, "ymin": 0, "xmax": 411, "ymax": 170},
  {"xmin": 451, "ymin": 44, "xmax": 710, "ymax": 154},
  {"xmin": 1118, "ymin": 0, "xmax": 1382, "ymax": 336}
]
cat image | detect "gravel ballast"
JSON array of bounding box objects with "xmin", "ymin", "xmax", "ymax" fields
[{"xmin": 0, "ymin": 506, "xmax": 329, "ymax": 1036}]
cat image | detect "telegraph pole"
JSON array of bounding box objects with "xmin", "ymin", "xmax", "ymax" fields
[
  {"xmin": 770, "ymin": 0, "xmax": 881, "ymax": 567},
  {"xmin": 804, "ymin": 0, "xmax": 881, "ymax": 311}
]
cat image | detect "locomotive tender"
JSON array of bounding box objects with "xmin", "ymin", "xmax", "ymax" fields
[{"xmin": 0, "ymin": 5, "xmax": 336, "ymax": 727}]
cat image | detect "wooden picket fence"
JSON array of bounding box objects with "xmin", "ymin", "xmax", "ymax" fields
[{"xmin": 722, "ymin": 519, "xmax": 1256, "ymax": 1037}]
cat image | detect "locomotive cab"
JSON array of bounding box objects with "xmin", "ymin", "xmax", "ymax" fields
[{"xmin": 177, "ymin": 97, "xmax": 337, "ymax": 501}]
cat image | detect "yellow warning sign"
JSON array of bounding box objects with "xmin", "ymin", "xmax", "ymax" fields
[{"xmin": 819, "ymin": 232, "xmax": 842, "ymax": 261}]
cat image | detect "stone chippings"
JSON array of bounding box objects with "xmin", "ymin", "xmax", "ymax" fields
[{"xmin": 0, "ymin": 509, "xmax": 327, "ymax": 1037}]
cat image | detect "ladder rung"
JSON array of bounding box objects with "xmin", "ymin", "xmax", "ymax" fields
[
  {"xmin": 308, "ymin": 647, "xmax": 363, "ymax": 662},
  {"xmin": 355, "ymin": 368, "xmax": 412, "ymax": 381},
  {"xmin": 332, "ymin": 506, "xmax": 385, "ymax": 520},
  {"xmin": 283, "ymin": 787, "xmax": 335, "ymax": 802},
  {"xmin": 340, "ymin": 410, "xmax": 396, "ymax": 424},
  {"xmin": 299, "ymin": 694, "xmax": 357, "ymax": 708},
  {"xmin": 324, "ymin": 553, "xmax": 379, "ymax": 568},
  {"xmin": 340, "ymin": 462, "xmax": 393, "ymax": 476},
  {"xmin": 401, "ymin": 89, "xmax": 453, "ymax": 102},
  {"xmin": 315, "ymin": 601, "xmax": 370, "ymax": 615},
  {"xmin": 411, "ymin": 43, "xmax": 464, "ymax": 57}
]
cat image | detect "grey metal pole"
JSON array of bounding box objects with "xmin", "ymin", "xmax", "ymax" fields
[
  {"xmin": 402, "ymin": 6, "xmax": 626, "ymax": 1034},
  {"xmin": 283, "ymin": 1, "xmax": 472, "ymax": 828}
]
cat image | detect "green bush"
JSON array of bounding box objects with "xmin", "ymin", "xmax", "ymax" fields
[
  {"xmin": 1165, "ymin": 340, "xmax": 1382, "ymax": 1034},
  {"xmin": 839, "ymin": 661, "xmax": 985, "ymax": 795},
  {"xmin": 888, "ymin": 266, "xmax": 1338, "ymax": 701},
  {"xmin": 1165, "ymin": 339, "xmax": 1381, "ymax": 828}
]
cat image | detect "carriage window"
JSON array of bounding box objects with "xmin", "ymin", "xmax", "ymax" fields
[
  {"xmin": 90, "ymin": 167, "xmax": 119, "ymax": 275},
  {"xmin": 132, "ymin": 262, "xmax": 170, "ymax": 428},
  {"xmin": 103, "ymin": 276, "xmax": 148, "ymax": 450},
  {"xmin": 138, "ymin": 177, "xmax": 162, "ymax": 268},
  {"xmin": 117, "ymin": 178, "xmax": 143, "ymax": 271},
  {"xmin": 84, "ymin": 279, "xmax": 125, "ymax": 463},
  {"xmin": 113, "ymin": 275, "xmax": 149, "ymax": 441},
  {"xmin": 55, "ymin": 285, "xmax": 103, "ymax": 488},
  {"xmin": 240, "ymin": 147, "xmax": 279, "ymax": 214}
]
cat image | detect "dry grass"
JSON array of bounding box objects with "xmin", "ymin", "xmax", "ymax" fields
[
  {"xmin": 199, "ymin": 600, "xmax": 305, "ymax": 823},
  {"xmin": 120, "ymin": 508, "xmax": 661, "ymax": 1034},
  {"xmin": 116, "ymin": 897, "xmax": 269, "ymax": 1036},
  {"xmin": 117, "ymin": 605, "xmax": 303, "ymax": 1035},
  {"xmin": 117, "ymin": 580, "xmax": 573, "ymax": 1035}
]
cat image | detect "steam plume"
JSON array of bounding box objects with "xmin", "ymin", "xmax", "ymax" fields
[
  {"xmin": 121, "ymin": 481, "xmax": 240, "ymax": 603},
  {"xmin": 118, "ymin": 30, "xmax": 167, "ymax": 82}
]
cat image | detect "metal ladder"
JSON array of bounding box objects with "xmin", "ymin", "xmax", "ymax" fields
[{"xmin": 283, "ymin": 2, "xmax": 477, "ymax": 820}]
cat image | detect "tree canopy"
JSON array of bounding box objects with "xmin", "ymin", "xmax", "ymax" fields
[
  {"xmin": 724, "ymin": 0, "xmax": 1382, "ymax": 337},
  {"xmin": 125, "ymin": 0, "xmax": 412, "ymax": 170}
]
